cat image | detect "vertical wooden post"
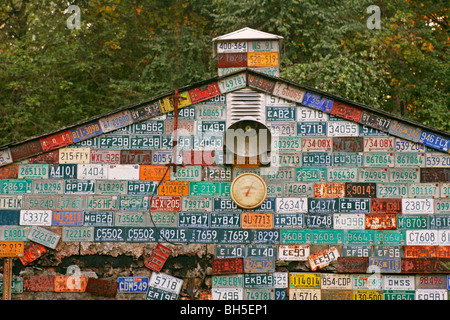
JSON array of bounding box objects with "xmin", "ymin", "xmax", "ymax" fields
[{"xmin": 2, "ymin": 258, "xmax": 13, "ymax": 300}]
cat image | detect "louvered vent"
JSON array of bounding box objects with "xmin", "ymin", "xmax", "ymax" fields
[{"xmin": 226, "ymin": 88, "xmax": 266, "ymax": 128}]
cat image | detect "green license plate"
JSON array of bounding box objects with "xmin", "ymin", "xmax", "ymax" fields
[
  {"xmin": 1, "ymin": 180, "xmax": 32, "ymax": 194},
  {"xmin": 212, "ymin": 274, "xmax": 244, "ymax": 288},
  {"xmin": 243, "ymin": 273, "xmax": 273, "ymax": 288},
  {"xmin": 312, "ymin": 230, "xmax": 343, "ymax": 244},
  {"xmin": 383, "ymin": 290, "xmax": 415, "ymax": 300},
  {"xmin": 32, "ymin": 180, "xmax": 64, "ymax": 194},
  {"xmin": 27, "ymin": 226, "xmax": 60, "ymax": 249},
  {"xmin": 98, "ymin": 135, "xmax": 130, "ymax": 148},
  {"xmin": 148, "ymin": 212, "xmax": 177, "ymax": 227},
  {"xmin": 24, "ymin": 195, "xmax": 58, "ymax": 210},
  {"xmin": 296, "ymin": 168, "xmax": 327, "ymax": 182},
  {"xmin": 96, "ymin": 180, "xmax": 127, "ymax": 195},
  {"xmin": 377, "ymin": 183, "xmax": 408, "ymax": 198},
  {"xmin": 435, "ymin": 199, "xmax": 450, "ymax": 214},
  {"xmin": 189, "ymin": 182, "xmax": 219, "ymax": 197},
  {"xmin": 327, "ymin": 168, "xmax": 358, "ymax": 182},
  {"xmin": 130, "ymin": 135, "xmax": 161, "ymax": 149},
  {"xmin": 126, "ymin": 181, "xmax": 157, "ymax": 195},
  {"xmin": 171, "ymin": 166, "xmax": 202, "ymax": 181},
  {"xmin": 64, "ymin": 180, "xmax": 95, "ymax": 194},
  {"xmin": 218, "ymin": 73, "xmax": 246, "ymax": 93},
  {"xmin": 280, "ymin": 229, "xmax": 312, "ymax": 244},
  {"xmin": 271, "ymin": 137, "xmax": 301, "ymax": 152},
  {"xmin": 62, "ymin": 226, "xmax": 94, "ymax": 241},
  {"xmin": 408, "ymin": 183, "xmax": 439, "ymax": 198},
  {"xmin": 58, "ymin": 196, "xmax": 86, "ymax": 210},
  {"xmin": 133, "ymin": 120, "xmax": 165, "ymax": 135},
  {"xmin": 181, "ymin": 197, "xmax": 212, "ymax": 212},
  {"xmin": 196, "ymin": 105, "xmax": 226, "ymax": 120},
  {"xmin": 364, "ymin": 153, "xmax": 394, "ymax": 167},
  {"xmin": 244, "ymin": 288, "xmax": 274, "ymax": 300},
  {"xmin": 19, "ymin": 164, "xmax": 49, "ymax": 179},
  {"xmin": 389, "ymin": 168, "xmax": 419, "ymax": 183},
  {"xmin": 86, "ymin": 196, "xmax": 117, "ymax": 210},
  {"xmin": 397, "ymin": 215, "xmax": 428, "ymax": 229},
  {"xmin": 115, "ymin": 212, "xmax": 147, "ymax": 226},
  {"xmin": 375, "ymin": 230, "xmax": 405, "ymax": 245},
  {"xmin": 266, "ymin": 183, "xmax": 284, "ymax": 197},
  {"xmin": 395, "ymin": 153, "xmax": 425, "ymax": 167},
  {"xmin": 344, "ymin": 230, "xmax": 375, "ymax": 245},
  {"xmin": 358, "ymin": 168, "xmax": 388, "ymax": 182},
  {"xmin": 302, "ymin": 152, "xmax": 332, "ymax": 167},
  {"xmin": 332, "ymin": 153, "xmax": 363, "ymax": 167},
  {"xmin": 0, "ymin": 226, "xmax": 28, "ymax": 241},
  {"xmin": 119, "ymin": 196, "xmax": 148, "ymax": 211}
]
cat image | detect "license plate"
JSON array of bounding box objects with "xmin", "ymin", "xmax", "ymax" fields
[
  {"xmin": 212, "ymin": 257, "xmax": 244, "ymax": 274},
  {"xmin": 305, "ymin": 214, "xmax": 333, "ymax": 229},
  {"xmin": 211, "ymin": 288, "xmax": 243, "ymax": 300},
  {"xmin": 23, "ymin": 275, "xmax": 54, "ymax": 292},
  {"xmin": 126, "ymin": 181, "xmax": 157, "ymax": 196},
  {"xmin": 247, "ymin": 52, "xmax": 279, "ymax": 67},
  {"xmin": 89, "ymin": 149, "xmax": 120, "ymax": 164},
  {"xmin": 371, "ymin": 198, "xmax": 402, "ymax": 214},
  {"xmin": 19, "ymin": 243, "xmax": 46, "ymax": 266},
  {"xmin": 374, "ymin": 245, "xmax": 402, "ymax": 258},
  {"xmin": 308, "ymin": 198, "xmax": 339, "ymax": 213},
  {"xmin": 129, "ymin": 135, "xmax": 160, "ymax": 149},
  {"xmin": 365, "ymin": 214, "xmax": 397, "ymax": 230},
  {"xmin": 408, "ymin": 184, "xmax": 439, "ymax": 198},
  {"xmin": 126, "ymin": 227, "xmax": 157, "ymax": 242},
  {"xmin": 1, "ymin": 179, "xmax": 32, "ymax": 194},
  {"xmin": 297, "ymin": 122, "xmax": 327, "ymax": 136},
  {"xmin": 0, "ymin": 277, "xmax": 23, "ymax": 294},
  {"xmin": 107, "ymin": 165, "xmax": 140, "ymax": 180},
  {"xmin": 266, "ymin": 106, "xmax": 296, "ymax": 122},
  {"xmin": 86, "ymin": 278, "xmax": 118, "ymax": 297},
  {"xmin": 430, "ymin": 215, "xmax": 450, "ymax": 229},
  {"xmin": 425, "ymin": 153, "xmax": 450, "ymax": 168},
  {"xmin": 23, "ymin": 195, "xmax": 58, "ymax": 210},
  {"xmin": 280, "ymin": 229, "xmax": 311, "ymax": 244},
  {"xmin": 243, "ymin": 273, "xmax": 273, "ymax": 288},
  {"xmin": 48, "ymin": 164, "xmax": 76, "ymax": 179},
  {"xmin": 70, "ymin": 121, "xmax": 102, "ymax": 143},
  {"xmin": 352, "ymin": 274, "xmax": 382, "ymax": 290},
  {"xmin": 419, "ymin": 131, "xmax": 450, "ymax": 152},
  {"xmin": 94, "ymin": 227, "xmax": 126, "ymax": 242},
  {"xmin": 364, "ymin": 152, "xmax": 394, "ymax": 167},
  {"xmin": 283, "ymin": 182, "xmax": 313, "ymax": 197},
  {"xmin": 267, "ymin": 122, "xmax": 296, "ymax": 136},
  {"xmin": 275, "ymin": 197, "xmax": 307, "ymax": 213},
  {"xmin": 415, "ymin": 289, "xmax": 447, "ymax": 300},
  {"xmin": 118, "ymin": 277, "xmax": 149, "ymax": 293},
  {"xmin": 375, "ymin": 230, "xmax": 405, "ymax": 245},
  {"xmin": 213, "ymin": 198, "xmax": 239, "ymax": 212},
  {"xmin": 332, "ymin": 137, "xmax": 364, "ymax": 152},
  {"xmin": 27, "ymin": 226, "xmax": 60, "ymax": 249},
  {"xmin": 382, "ymin": 275, "xmax": 415, "ymax": 290},
  {"xmin": 369, "ymin": 257, "xmax": 401, "ymax": 273},
  {"xmin": 402, "ymin": 198, "xmax": 433, "ymax": 214},
  {"xmin": 0, "ymin": 226, "xmax": 27, "ymax": 241},
  {"xmin": 327, "ymin": 168, "xmax": 358, "ymax": 182},
  {"xmin": 395, "ymin": 138, "xmax": 425, "ymax": 152},
  {"xmin": 216, "ymin": 244, "xmax": 245, "ymax": 258},
  {"xmin": 327, "ymin": 121, "xmax": 358, "ymax": 137},
  {"xmin": 301, "ymin": 137, "xmax": 331, "ymax": 152},
  {"xmin": 145, "ymin": 286, "xmax": 178, "ymax": 300},
  {"xmin": 172, "ymin": 166, "xmax": 202, "ymax": 181},
  {"xmin": 416, "ymin": 275, "xmax": 447, "ymax": 289},
  {"xmin": 308, "ymin": 246, "xmax": 340, "ymax": 271},
  {"xmin": 397, "ymin": 215, "xmax": 428, "ymax": 229},
  {"xmin": 331, "ymin": 101, "xmax": 362, "ymax": 122},
  {"xmin": 312, "ymin": 230, "xmax": 343, "ymax": 244},
  {"xmin": 343, "ymin": 245, "xmax": 371, "ymax": 257},
  {"xmin": 321, "ymin": 289, "xmax": 352, "ymax": 300},
  {"xmin": 301, "ymin": 152, "xmax": 331, "ymax": 167},
  {"xmin": 64, "ymin": 180, "xmax": 95, "ymax": 194},
  {"xmin": 0, "ymin": 149, "xmax": 13, "ymax": 166},
  {"xmin": 94, "ymin": 180, "xmax": 126, "ymax": 195},
  {"xmin": 333, "ymin": 152, "xmax": 363, "ymax": 167},
  {"xmin": 118, "ymin": 196, "xmax": 147, "ymax": 211},
  {"xmin": 249, "ymin": 40, "xmax": 279, "ymax": 52},
  {"xmin": 377, "ymin": 183, "xmax": 408, "ymax": 198},
  {"xmin": 344, "ymin": 230, "xmax": 375, "ymax": 245},
  {"xmin": 333, "ymin": 214, "xmax": 365, "ymax": 230},
  {"xmin": 263, "ymin": 167, "xmax": 295, "ymax": 181},
  {"xmin": 62, "ymin": 227, "xmax": 94, "ymax": 241},
  {"xmin": 158, "ymin": 181, "xmax": 189, "ymax": 196},
  {"xmin": 99, "ymin": 110, "xmax": 132, "ymax": 133},
  {"xmin": 189, "ymin": 82, "xmax": 221, "ymax": 104},
  {"xmin": 395, "ymin": 153, "xmax": 425, "ymax": 167},
  {"xmin": 0, "ymin": 164, "xmax": 18, "ymax": 179},
  {"xmin": 271, "ymin": 82, "xmax": 305, "ymax": 104},
  {"xmin": 364, "ymin": 137, "xmax": 395, "ymax": 152},
  {"xmin": 18, "ymin": 164, "xmax": 49, "ymax": 179},
  {"xmin": 193, "ymin": 135, "xmax": 223, "ymax": 150},
  {"xmin": 244, "ymin": 257, "xmax": 275, "ymax": 273},
  {"xmin": 337, "ymin": 257, "xmax": 370, "ymax": 273},
  {"xmin": 340, "ymin": 198, "xmax": 370, "ymax": 213},
  {"xmin": 139, "ymin": 165, "xmax": 169, "ymax": 181},
  {"xmin": 54, "ymin": 276, "xmax": 87, "ymax": 292},
  {"xmin": 314, "ymin": 182, "xmax": 345, "ymax": 198},
  {"xmin": 210, "ymin": 213, "xmax": 240, "ymax": 228},
  {"xmin": 271, "ymin": 152, "xmax": 301, "ymax": 167},
  {"xmin": 289, "ymin": 273, "xmax": 321, "ymax": 289},
  {"xmin": 436, "ymin": 199, "xmax": 450, "ymax": 214},
  {"xmin": 273, "ymin": 213, "xmax": 304, "ymax": 229},
  {"xmin": 77, "ymin": 164, "xmax": 107, "ymax": 180},
  {"xmin": 277, "ymin": 245, "xmax": 309, "ymax": 261},
  {"xmin": 302, "ymin": 92, "xmax": 333, "ymax": 113},
  {"xmin": 52, "ymin": 211, "xmax": 83, "ymax": 226},
  {"xmin": 86, "ymin": 195, "xmax": 117, "ymax": 210},
  {"xmin": 133, "ymin": 120, "xmax": 164, "ymax": 135},
  {"xmin": 384, "ymin": 290, "xmax": 415, "ymax": 300},
  {"xmin": 244, "ymin": 288, "xmax": 274, "ymax": 300},
  {"xmin": 297, "ymin": 106, "xmax": 328, "ymax": 121},
  {"xmin": 178, "ymin": 212, "xmax": 209, "ymax": 228},
  {"xmin": 217, "ymin": 53, "xmax": 247, "ymax": 68},
  {"xmin": 218, "ymin": 73, "xmax": 246, "ymax": 94},
  {"xmin": 212, "ymin": 274, "xmax": 243, "ymax": 288},
  {"xmin": 390, "ymin": 168, "xmax": 419, "ymax": 183},
  {"xmin": 0, "ymin": 241, "xmax": 24, "ymax": 257},
  {"xmin": 406, "ymin": 230, "xmax": 438, "ymax": 245},
  {"xmin": 196, "ymin": 105, "xmax": 226, "ymax": 121},
  {"xmin": 120, "ymin": 150, "xmax": 152, "ymax": 164},
  {"xmin": 32, "ymin": 180, "xmax": 64, "ymax": 194},
  {"xmin": 272, "ymin": 136, "xmax": 301, "ymax": 152},
  {"xmin": 19, "ymin": 210, "xmax": 52, "ymax": 226},
  {"xmin": 289, "ymin": 288, "xmax": 321, "ymax": 300},
  {"xmin": 189, "ymin": 182, "xmax": 219, "ymax": 197},
  {"xmin": 181, "ymin": 197, "xmax": 211, "ymax": 212},
  {"xmin": 115, "ymin": 212, "xmax": 146, "ymax": 227},
  {"xmin": 203, "ymin": 166, "xmax": 231, "ymax": 181},
  {"xmin": 389, "ymin": 120, "xmax": 421, "ymax": 142},
  {"xmin": 321, "ymin": 274, "xmax": 352, "ymax": 289},
  {"xmin": 353, "ymin": 290, "xmax": 383, "ymax": 300},
  {"xmin": 359, "ymin": 111, "xmax": 391, "ymax": 132},
  {"xmin": 296, "ymin": 168, "xmax": 327, "ymax": 182},
  {"xmin": 10, "ymin": 140, "xmax": 43, "ymax": 162},
  {"xmin": 59, "ymin": 148, "xmax": 90, "ymax": 164}
]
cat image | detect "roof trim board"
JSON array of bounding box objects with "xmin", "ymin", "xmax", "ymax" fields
[{"xmin": 0, "ymin": 68, "xmax": 449, "ymax": 167}]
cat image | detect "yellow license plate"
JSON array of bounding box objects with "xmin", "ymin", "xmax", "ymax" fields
[
  {"xmin": 247, "ymin": 52, "xmax": 279, "ymax": 67},
  {"xmin": 353, "ymin": 290, "xmax": 383, "ymax": 300},
  {"xmin": 158, "ymin": 181, "xmax": 189, "ymax": 196},
  {"xmin": 159, "ymin": 91, "xmax": 192, "ymax": 113},
  {"xmin": 241, "ymin": 212, "xmax": 273, "ymax": 229},
  {"xmin": 289, "ymin": 272, "xmax": 321, "ymax": 288},
  {"xmin": 0, "ymin": 241, "xmax": 24, "ymax": 257}
]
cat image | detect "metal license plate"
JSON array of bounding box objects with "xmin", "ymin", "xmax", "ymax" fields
[
  {"xmin": 321, "ymin": 289, "xmax": 352, "ymax": 300},
  {"xmin": 289, "ymin": 288, "xmax": 321, "ymax": 300},
  {"xmin": 18, "ymin": 164, "xmax": 49, "ymax": 179},
  {"xmin": 86, "ymin": 195, "xmax": 116, "ymax": 210},
  {"xmin": 419, "ymin": 131, "xmax": 450, "ymax": 152},
  {"xmin": 416, "ymin": 275, "xmax": 447, "ymax": 289},
  {"xmin": 27, "ymin": 226, "xmax": 60, "ymax": 249},
  {"xmin": 212, "ymin": 274, "xmax": 243, "ymax": 288},
  {"xmin": 178, "ymin": 212, "xmax": 209, "ymax": 228},
  {"xmin": 0, "ymin": 149, "xmax": 13, "ymax": 167},
  {"xmin": 165, "ymin": 119, "xmax": 196, "ymax": 135},
  {"xmin": 193, "ymin": 134, "xmax": 223, "ymax": 150},
  {"xmin": 244, "ymin": 257, "xmax": 275, "ymax": 273},
  {"xmin": 20, "ymin": 210, "xmax": 52, "ymax": 226},
  {"xmin": 126, "ymin": 227, "xmax": 157, "ymax": 242},
  {"xmin": 99, "ymin": 111, "xmax": 132, "ymax": 133},
  {"xmin": 86, "ymin": 278, "xmax": 118, "ymax": 297},
  {"xmin": 1, "ymin": 179, "xmax": 32, "ymax": 194},
  {"xmin": 216, "ymin": 244, "xmax": 245, "ymax": 258},
  {"xmin": 312, "ymin": 230, "xmax": 343, "ymax": 244},
  {"xmin": 118, "ymin": 277, "xmax": 149, "ymax": 293},
  {"xmin": 118, "ymin": 196, "xmax": 147, "ymax": 211},
  {"xmin": 302, "ymin": 92, "xmax": 333, "ymax": 113},
  {"xmin": 10, "ymin": 140, "xmax": 43, "ymax": 162},
  {"xmin": 435, "ymin": 199, "xmax": 450, "ymax": 214},
  {"xmin": 296, "ymin": 106, "xmax": 328, "ymax": 122},
  {"xmin": 59, "ymin": 148, "xmax": 90, "ymax": 164},
  {"xmin": 0, "ymin": 277, "xmax": 23, "ymax": 294},
  {"xmin": 148, "ymin": 212, "xmax": 177, "ymax": 227},
  {"xmin": 364, "ymin": 137, "xmax": 395, "ymax": 152},
  {"xmin": 158, "ymin": 181, "xmax": 189, "ymax": 196},
  {"xmin": 62, "ymin": 227, "xmax": 94, "ymax": 241},
  {"xmin": 0, "ymin": 241, "xmax": 24, "ymax": 257},
  {"xmin": 90, "ymin": 149, "xmax": 121, "ymax": 164},
  {"xmin": 308, "ymin": 246, "xmax": 340, "ymax": 271},
  {"xmin": 210, "ymin": 213, "xmax": 240, "ymax": 228},
  {"xmin": 289, "ymin": 273, "xmax": 321, "ymax": 289},
  {"xmin": 248, "ymin": 73, "xmax": 276, "ymax": 93},
  {"xmin": 244, "ymin": 288, "xmax": 274, "ymax": 300},
  {"xmin": 271, "ymin": 82, "xmax": 304, "ymax": 104},
  {"xmin": 115, "ymin": 212, "xmax": 146, "ymax": 227},
  {"xmin": 33, "ymin": 180, "xmax": 64, "ymax": 194},
  {"xmin": 263, "ymin": 167, "xmax": 295, "ymax": 181},
  {"xmin": 139, "ymin": 165, "xmax": 169, "ymax": 181},
  {"xmin": 384, "ymin": 290, "xmax": 415, "ymax": 300},
  {"xmin": 83, "ymin": 211, "xmax": 114, "ymax": 226},
  {"xmin": 217, "ymin": 52, "xmax": 247, "ymax": 68},
  {"xmin": 302, "ymin": 152, "xmax": 331, "ymax": 167},
  {"xmin": 406, "ymin": 230, "xmax": 438, "ymax": 246},
  {"xmin": 364, "ymin": 152, "xmax": 394, "ymax": 167},
  {"xmin": 395, "ymin": 153, "xmax": 425, "ymax": 167},
  {"xmin": 353, "ymin": 290, "xmax": 383, "ymax": 300},
  {"xmin": 305, "ymin": 214, "xmax": 333, "ymax": 229},
  {"xmin": 151, "ymin": 149, "xmax": 181, "ymax": 165},
  {"xmin": 321, "ymin": 274, "xmax": 352, "ymax": 290},
  {"xmin": 157, "ymin": 227, "xmax": 189, "ymax": 242},
  {"xmin": 251, "ymin": 229, "xmax": 279, "ymax": 244},
  {"xmin": 352, "ymin": 274, "xmax": 382, "ymax": 290},
  {"xmin": 332, "ymin": 137, "xmax": 363, "ymax": 153},
  {"xmin": 398, "ymin": 215, "xmax": 428, "ymax": 229},
  {"xmin": 365, "ymin": 214, "xmax": 397, "ymax": 230},
  {"xmin": 54, "ymin": 276, "xmax": 87, "ymax": 293},
  {"xmin": 120, "ymin": 150, "xmax": 152, "ymax": 164},
  {"xmin": 390, "ymin": 168, "xmax": 419, "ymax": 183},
  {"xmin": 129, "ymin": 135, "xmax": 160, "ymax": 149},
  {"xmin": 314, "ymin": 182, "xmax": 345, "ymax": 198},
  {"xmin": 213, "ymin": 197, "xmax": 239, "ymax": 212},
  {"xmin": 70, "ymin": 121, "xmax": 102, "ymax": 143},
  {"xmin": 218, "ymin": 229, "xmax": 251, "ymax": 244},
  {"xmin": 240, "ymin": 212, "xmax": 271, "ymax": 229},
  {"xmin": 377, "ymin": 183, "xmax": 408, "ymax": 198},
  {"xmin": 426, "ymin": 153, "xmax": 450, "ymax": 167},
  {"xmin": 297, "ymin": 121, "xmax": 327, "ymax": 136},
  {"xmin": 283, "ymin": 182, "xmax": 313, "ymax": 197},
  {"xmin": 343, "ymin": 245, "xmax": 371, "ymax": 257},
  {"xmin": 331, "ymin": 101, "xmax": 362, "ymax": 122},
  {"xmin": 196, "ymin": 105, "xmax": 226, "ymax": 121},
  {"xmin": 243, "ymin": 273, "xmax": 273, "ymax": 288},
  {"xmin": 133, "ymin": 120, "xmax": 164, "ymax": 135},
  {"xmin": 272, "ymin": 136, "xmax": 301, "ymax": 152},
  {"xmin": 337, "ymin": 257, "xmax": 369, "ymax": 273},
  {"xmin": 189, "ymin": 82, "xmax": 221, "ymax": 104},
  {"xmin": 266, "ymin": 106, "xmax": 296, "ymax": 122},
  {"xmin": 277, "ymin": 245, "xmax": 309, "ymax": 261},
  {"xmin": 402, "ymin": 198, "xmax": 433, "ymax": 214},
  {"xmin": 408, "ymin": 183, "xmax": 439, "ymax": 198},
  {"xmin": 95, "ymin": 180, "xmax": 126, "ymax": 195},
  {"xmin": 247, "ymin": 52, "xmax": 279, "ymax": 67},
  {"xmin": 271, "ymin": 152, "xmax": 301, "ymax": 167},
  {"xmin": 212, "ymin": 257, "xmax": 244, "ymax": 275},
  {"xmin": 308, "ymin": 198, "xmax": 339, "ymax": 213},
  {"xmin": 203, "ymin": 166, "xmax": 231, "ymax": 182},
  {"xmin": 327, "ymin": 168, "xmax": 357, "ymax": 182},
  {"xmin": 295, "ymin": 168, "xmax": 327, "ymax": 182},
  {"xmin": 395, "ymin": 137, "xmax": 426, "ymax": 152},
  {"xmin": 327, "ymin": 121, "xmax": 358, "ymax": 137},
  {"xmin": 430, "ymin": 215, "xmax": 450, "ymax": 229},
  {"xmin": 0, "ymin": 164, "xmax": 18, "ymax": 179},
  {"xmin": 64, "ymin": 180, "xmax": 95, "ymax": 194},
  {"xmin": 359, "ymin": 111, "xmax": 391, "ymax": 132},
  {"xmin": 40, "ymin": 131, "xmax": 72, "ymax": 152},
  {"xmin": 181, "ymin": 197, "xmax": 211, "ymax": 212},
  {"xmin": 333, "ymin": 152, "xmax": 363, "ymax": 167},
  {"xmin": 389, "ymin": 120, "xmax": 421, "ymax": 142},
  {"xmin": 23, "ymin": 275, "xmax": 54, "ymax": 292},
  {"xmin": 126, "ymin": 181, "xmax": 157, "ymax": 196},
  {"xmin": 48, "ymin": 164, "xmax": 77, "ymax": 179},
  {"xmin": 77, "ymin": 164, "xmax": 107, "ymax": 180},
  {"xmin": 267, "ymin": 122, "xmax": 296, "ymax": 136},
  {"xmin": 146, "ymin": 286, "xmax": 178, "ymax": 300},
  {"xmin": 94, "ymin": 227, "xmax": 126, "ymax": 242},
  {"xmin": 19, "ymin": 243, "xmax": 46, "ymax": 266},
  {"xmin": 23, "ymin": 195, "xmax": 58, "ymax": 210},
  {"xmin": 371, "ymin": 198, "xmax": 401, "ymax": 214},
  {"xmin": 369, "ymin": 257, "xmax": 401, "ymax": 273},
  {"xmin": 275, "ymin": 197, "xmax": 307, "ymax": 213},
  {"xmin": 249, "ymin": 40, "xmax": 278, "ymax": 52},
  {"xmin": 375, "ymin": 230, "xmax": 405, "ymax": 245},
  {"xmin": 52, "ymin": 211, "xmax": 83, "ymax": 226},
  {"xmin": 344, "ymin": 230, "xmax": 375, "ymax": 245},
  {"xmin": 211, "ymin": 288, "xmax": 243, "ymax": 300},
  {"xmin": 333, "ymin": 214, "xmax": 365, "ymax": 230},
  {"xmin": 382, "ymin": 275, "xmax": 415, "ymax": 290},
  {"xmin": 129, "ymin": 102, "xmax": 162, "ymax": 122},
  {"xmin": 339, "ymin": 198, "xmax": 370, "ymax": 213},
  {"xmin": 0, "ymin": 226, "xmax": 28, "ymax": 241},
  {"xmin": 218, "ymin": 73, "xmax": 246, "ymax": 94},
  {"xmin": 301, "ymin": 137, "xmax": 331, "ymax": 152},
  {"xmin": 280, "ymin": 229, "xmax": 311, "ymax": 244},
  {"xmin": 273, "ymin": 213, "xmax": 304, "ymax": 229},
  {"xmin": 415, "ymin": 289, "xmax": 447, "ymax": 300},
  {"xmin": 189, "ymin": 182, "xmax": 219, "ymax": 197}
]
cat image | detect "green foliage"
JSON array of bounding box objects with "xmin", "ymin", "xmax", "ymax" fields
[{"xmin": 0, "ymin": 0, "xmax": 448, "ymax": 146}]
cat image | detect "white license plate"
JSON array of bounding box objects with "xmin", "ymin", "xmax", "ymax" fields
[
  {"xmin": 267, "ymin": 122, "xmax": 297, "ymax": 136},
  {"xmin": 321, "ymin": 274, "xmax": 352, "ymax": 290},
  {"xmin": 77, "ymin": 164, "xmax": 108, "ymax": 180},
  {"xmin": 297, "ymin": 106, "xmax": 328, "ymax": 121},
  {"xmin": 405, "ymin": 230, "xmax": 438, "ymax": 246},
  {"xmin": 402, "ymin": 198, "xmax": 434, "ymax": 214},
  {"xmin": 149, "ymin": 273, "xmax": 183, "ymax": 295},
  {"xmin": 426, "ymin": 154, "xmax": 450, "ymax": 167},
  {"xmin": 327, "ymin": 121, "xmax": 358, "ymax": 137},
  {"xmin": 59, "ymin": 148, "xmax": 90, "ymax": 164},
  {"xmin": 277, "ymin": 245, "xmax": 310, "ymax": 261},
  {"xmin": 211, "ymin": 288, "xmax": 243, "ymax": 300},
  {"xmin": 382, "ymin": 275, "xmax": 415, "ymax": 290},
  {"xmin": 107, "ymin": 165, "xmax": 139, "ymax": 180},
  {"xmin": 333, "ymin": 214, "xmax": 365, "ymax": 230},
  {"xmin": 19, "ymin": 210, "xmax": 52, "ymax": 226},
  {"xmin": 275, "ymin": 198, "xmax": 307, "ymax": 213},
  {"xmin": 415, "ymin": 289, "xmax": 447, "ymax": 300}
]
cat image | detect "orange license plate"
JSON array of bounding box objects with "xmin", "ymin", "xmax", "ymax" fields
[
  {"xmin": 139, "ymin": 165, "xmax": 170, "ymax": 181},
  {"xmin": 241, "ymin": 212, "xmax": 273, "ymax": 229},
  {"xmin": 247, "ymin": 52, "xmax": 279, "ymax": 67},
  {"xmin": 158, "ymin": 181, "xmax": 189, "ymax": 196},
  {"xmin": 54, "ymin": 275, "xmax": 87, "ymax": 292},
  {"xmin": 0, "ymin": 241, "xmax": 24, "ymax": 257}
]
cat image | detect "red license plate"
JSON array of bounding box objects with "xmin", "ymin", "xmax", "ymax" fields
[
  {"xmin": 40, "ymin": 130, "xmax": 73, "ymax": 152},
  {"xmin": 314, "ymin": 183, "xmax": 345, "ymax": 198},
  {"xmin": 54, "ymin": 275, "xmax": 87, "ymax": 292},
  {"xmin": 331, "ymin": 102, "xmax": 363, "ymax": 122},
  {"xmin": 19, "ymin": 243, "xmax": 47, "ymax": 266},
  {"xmin": 145, "ymin": 243, "xmax": 172, "ymax": 272},
  {"xmin": 0, "ymin": 164, "xmax": 18, "ymax": 179},
  {"xmin": 86, "ymin": 278, "xmax": 118, "ymax": 297},
  {"xmin": 91, "ymin": 149, "xmax": 121, "ymax": 164},
  {"xmin": 23, "ymin": 276, "xmax": 55, "ymax": 292},
  {"xmin": 370, "ymin": 198, "xmax": 402, "ymax": 214},
  {"xmin": 404, "ymin": 246, "xmax": 439, "ymax": 258},
  {"xmin": 337, "ymin": 257, "xmax": 369, "ymax": 273},
  {"xmin": 10, "ymin": 140, "xmax": 43, "ymax": 161},
  {"xmin": 401, "ymin": 258, "xmax": 436, "ymax": 273},
  {"xmin": 188, "ymin": 83, "xmax": 221, "ymax": 104},
  {"xmin": 121, "ymin": 150, "xmax": 153, "ymax": 164},
  {"xmin": 150, "ymin": 196, "xmax": 181, "ymax": 211},
  {"xmin": 212, "ymin": 257, "xmax": 244, "ymax": 275},
  {"xmin": 28, "ymin": 151, "xmax": 60, "ymax": 164},
  {"xmin": 332, "ymin": 137, "xmax": 364, "ymax": 152}
]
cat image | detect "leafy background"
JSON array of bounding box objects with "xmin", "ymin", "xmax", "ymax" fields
[{"xmin": 0, "ymin": 0, "xmax": 448, "ymax": 145}]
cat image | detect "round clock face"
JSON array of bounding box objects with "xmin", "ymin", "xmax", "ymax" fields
[{"xmin": 230, "ymin": 173, "xmax": 267, "ymax": 209}]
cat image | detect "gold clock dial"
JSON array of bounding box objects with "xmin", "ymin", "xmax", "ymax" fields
[{"xmin": 230, "ymin": 173, "xmax": 267, "ymax": 209}]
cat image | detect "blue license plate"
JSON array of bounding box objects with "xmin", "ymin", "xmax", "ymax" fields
[{"xmin": 118, "ymin": 277, "xmax": 149, "ymax": 293}]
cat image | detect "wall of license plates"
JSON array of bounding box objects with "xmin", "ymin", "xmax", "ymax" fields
[{"xmin": 0, "ymin": 70, "xmax": 449, "ymax": 300}]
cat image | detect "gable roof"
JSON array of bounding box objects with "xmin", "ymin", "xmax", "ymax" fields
[{"xmin": 0, "ymin": 68, "xmax": 449, "ymax": 166}]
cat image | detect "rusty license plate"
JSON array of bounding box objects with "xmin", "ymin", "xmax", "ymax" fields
[
  {"xmin": 19, "ymin": 243, "xmax": 47, "ymax": 266},
  {"xmin": 86, "ymin": 278, "xmax": 118, "ymax": 297},
  {"xmin": 308, "ymin": 246, "xmax": 340, "ymax": 271},
  {"xmin": 212, "ymin": 257, "xmax": 244, "ymax": 275},
  {"xmin": 54, "ymin": 275, "xmax": 87, "ymax": 292},
  {"xmin": 244, "ymin": 257, "xmax": 275, "ymax": 273},
  {"xmin": 337, "ymin": 257, "xmax": 369, "ymax": 273},
  {"xmin": 345, "ymin": 183, "xmax": 376, "ymax": 198},
  {"xmin": 314, "ymin": 183, "xmax": 345, "ymax": 198},
  {"xmin": 370, "ymin": 198, "xmax": 402, "ymax": 214},
  {"xmin": 23, "ymin": 276, "xmax": 55, "ymax": 292},
  {"xmin": 40, "ymin": 130, "xmax": 73, "ymax": 152},
  {"xmin": 365, "ymin": 214, "xmax": 397, "ymax": 230}
]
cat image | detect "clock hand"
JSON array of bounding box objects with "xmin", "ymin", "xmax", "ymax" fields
[{"xmin": 245, "ymin": 183, "xmax": 254, "ymax": 197}]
